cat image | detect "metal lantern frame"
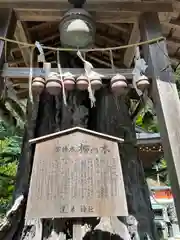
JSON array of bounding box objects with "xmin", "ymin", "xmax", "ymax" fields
[{"xmin": 59, "ymin": 8, "xmax": 96, "ymax": 49}]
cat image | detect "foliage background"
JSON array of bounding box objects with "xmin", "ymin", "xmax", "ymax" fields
[{"xmin": 0, "ymin": 121, "xmax": 22, "ymax": 216}]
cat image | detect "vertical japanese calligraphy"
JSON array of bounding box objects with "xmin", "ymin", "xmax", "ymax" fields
[{"xmin": 26, "ymin": 130, "xmax": 128, "ymax": 219}]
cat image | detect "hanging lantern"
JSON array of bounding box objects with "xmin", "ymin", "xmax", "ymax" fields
[
  {"xmin": 63, "ymin": 75, "xmax": 75, "ymax": 91},
  {"xmin": 136, "ymin": 75, "xmax": 149, "ymax": 91},
  {"xmin": 90, "ymin": 76, "xmax": 102, "ymax": 91},
  {"xmin": 32, "ymin": 77, "xmax": 45, "ymax": 94},
  {"xmin": 111, "ymin": 74, "xmax": 128, "ymax": 95},
  {"xmin": 59, "ymin": 9, "xmax": 95, "ymax": 49},
  {"xmin": 76, "ymin": 75, "xmax": 89, "ymax": 90},
  {"xmin": 46, "ymin": 73, "xmax": 61, "ymax": 95}
]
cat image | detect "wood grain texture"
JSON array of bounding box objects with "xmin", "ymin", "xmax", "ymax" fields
[
  {"xmin": 140, "ymin": 12, "xmax": 180, "ymax": 226},
  {"xmin": 26, "ymin": 131, "xmax": 128, "ymax": 219},
  {"xmin": 94, "ymin": 88, "xmax": 157, "ymax": 239},
  {"xmin": 0, "ymin": 1, "xmax": 173, "ymax": 12},
  {"xmin": 2, "ymin": 67, "xmax": 135, "ymax": 79},
  {"xmin": 16, "ymin": 10, "xmax": 139, "ymax": 23},
  {"xmin": 123, "ymin": 22, "xmax": 140, "ymax": 67},
  {"xmin": 14, "ymin": 21, "xmax": 31, "ymax": 66}
]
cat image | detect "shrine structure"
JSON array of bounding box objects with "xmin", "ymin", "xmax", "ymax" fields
[{"xmin": 0, "ymin": 0, "xmax": 180, "ymax": 239}]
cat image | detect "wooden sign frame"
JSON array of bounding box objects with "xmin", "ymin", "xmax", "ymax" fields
[{"xmin": 26, "ymin": 127, "xmax": 128, "ymax": 219}]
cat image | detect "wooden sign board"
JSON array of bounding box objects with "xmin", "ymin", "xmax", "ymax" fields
[{"xmin": 26, "ymin": 127, "xmax": 128, "ymax": 219}]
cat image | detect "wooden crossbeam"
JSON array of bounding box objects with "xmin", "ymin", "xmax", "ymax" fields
[
  {"xmin": 2, "ymin": 66, "xmax": 134, "ymax": 79},
  {"xmin": 16, "ymin": 10, "xmax": 139, "ymax": 23},
  {"xmin": 13, "ymin": 5, "xmax": 174, "ymax": 23},
  {"xmin": 123, "ymin": 22, "xmax": 140, "ymax": 67},
  {"xmin": 0, "ymin": 0, "xmax": 173, "ymax": 12},
  {"xmin": 1, "ymin": 1, "xmax": 173, "ymax": 23},
  {"xmin": 108, "ymin": 23, "xmax": 129, "ymax": 34},
  {"xmin": 87, "ymin": 55, "xmax": 112, "ymax": 68},
  {"xmin": 14, "ymin": 21, "xmax": 31, "ymax": 66},
  {"xmin": 123, "ymin": 12, "xmax": 177, "ymax": 68},
  {"xmin": 140, "ymin": 12, "xmax": 180, "ymax": 225}
]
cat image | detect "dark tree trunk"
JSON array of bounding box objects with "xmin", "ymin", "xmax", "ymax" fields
[{"xmin": 0, "ymin": 53, "xmax": 157, "ymax": 240}]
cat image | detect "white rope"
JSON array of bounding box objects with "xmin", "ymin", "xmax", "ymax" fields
[{"xmin": 0, "ymin": 35, "xmax": 165, "ymax": 53}]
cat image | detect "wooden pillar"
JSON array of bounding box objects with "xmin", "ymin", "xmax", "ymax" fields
[
  {"xmin": 0, "ymin": 8, "xmax": 17, "ymax": 93},
  {"xmin": 139, "ymin": 12, "xmax": 180, "ymax": 224}
]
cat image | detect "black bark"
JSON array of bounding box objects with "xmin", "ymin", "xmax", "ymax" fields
[{"xmin": 0, "ymin": 52, "xmax": 157, "ymax": 240}]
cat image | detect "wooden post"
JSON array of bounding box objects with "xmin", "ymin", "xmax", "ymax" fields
[
  {"xmin": 0, "ymin": 8, "xmax": 17, "ymax": 94},
  {"xmin": 139, "ymin": 12, "xmax": 180, "ymax": 224}
]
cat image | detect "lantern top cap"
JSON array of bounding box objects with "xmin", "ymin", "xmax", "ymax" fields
[
  {"xmin": 29, "ymin": 127, "xmax": 124, "ymax": 145},
  {"xmin": 61, "ymin": 8, "xmax": 93, "ymax": 20}
]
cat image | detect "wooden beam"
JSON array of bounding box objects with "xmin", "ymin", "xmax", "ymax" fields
[
  {"xmin": 96, "ymin": 33, "xmax": 123, "ymax": 46},
  {"xmin": 0, "ymin": 9, "xmax": 17, "ymax": 94},
  {"xmin": 16, "ymin": 10, "xmax": 139, "ymax": 23},
  {"xmin": 0, "ymin": 1, "xmax": 173, "ymax": 12},
  {"xmin": 8, "ymin": 59, "xmax": 24, "ymax": 65},
  {"xmin": 7, "ymin": 0, "xmax": 173, "ymax": 23},
  {"xmin": 108, "ymin": 23, "xmax": 129, "ymax": 34},
  {"xmin": 139, "ymin": 12, "xmax": 180, "ymax": 225},
  {"xmin": 11, "ymin": 33, "xmax": 60, "ymax": 53},
  {"xmin": 14, "ymin": 21, "xmax": 31, "ymax": 66},
  {"xmin": 28, "ymin": 22, "xmax": 57, "ymax": 32},
  {"xmin": 123, "ymin": 12, "xmax": 177, "ymax": 68},
  {"xmin": 16, "ymin": 89, "xmax": 28, "ymax": 99},
  {"xmin": 87, "ymin": 54, "xmax": 112, "ymax": 68},
  {"xmin": 123, "ymin": 22, "xmax": 140, "ymax": 67},
  {"xmin": 2, "ymin": 66, "xmax": 135, "ymax": 79},
  {"xmin": 170, "ymin": 57, "xmax": 180, "ymax": 68}
]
